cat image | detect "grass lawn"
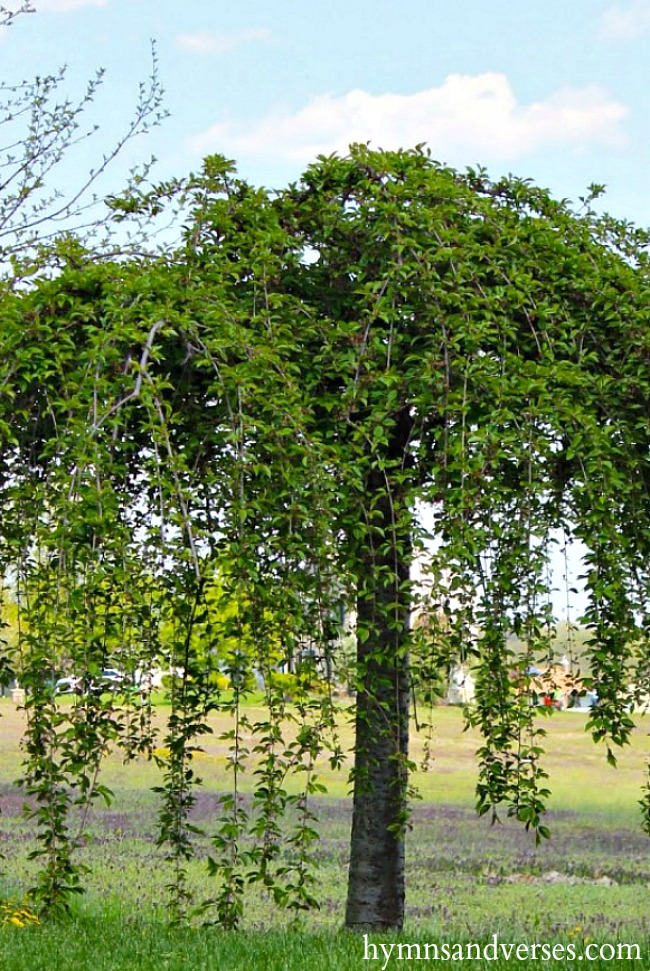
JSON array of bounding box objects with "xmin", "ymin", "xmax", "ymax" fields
[{"xmin": 0, "ymin": 698, "xmax": 649, "ymax": 967}]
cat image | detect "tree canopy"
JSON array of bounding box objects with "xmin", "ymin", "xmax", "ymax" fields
[{"xmin": 2, "ymin": 146, "xmax": 650, "ymax": 929}]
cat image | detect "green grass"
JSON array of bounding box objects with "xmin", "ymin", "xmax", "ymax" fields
[
  {"xmin": 1, "ymin": 698, "xmax": 650, "ymax": 967},
  {"xmin": 0, "ymin": 914, "xmax": 646, "ymax": 970},
  {"xmin": 0, "ymin": 914, "xmax": 359, "ymax": 971}
]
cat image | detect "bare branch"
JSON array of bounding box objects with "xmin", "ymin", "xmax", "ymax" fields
[
  {"xmin": 0, "ymin": 3, "xmax": 34, "ymax": 29},
  {"xmin": 0, "ymin": 41, "xmax": 167, "ymax": 275}
]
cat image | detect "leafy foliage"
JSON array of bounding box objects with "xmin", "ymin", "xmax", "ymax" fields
[{"xmin": 1, "ymin": 145, "xmax": 650, "ymax": 931}]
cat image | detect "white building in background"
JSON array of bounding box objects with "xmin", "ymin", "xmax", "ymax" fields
[
  {"xmin": 446, "ymin": 664, "xmax": 476, "ymax": 706},
  {"xmin": 410, "ymin": 543, "xmax": 478, "ymax": 706}
]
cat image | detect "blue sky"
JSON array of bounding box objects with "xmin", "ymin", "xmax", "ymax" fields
[
  {"xmin": 2, "ymin": 0, "xmax": 650, "ymax": 228},
  {"xmin": 3, "ymin": 0, "xmax": 648, "ymax": 618}
]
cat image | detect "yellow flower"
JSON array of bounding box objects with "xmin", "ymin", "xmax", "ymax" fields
[{"xmin": 1, "ymin": 898, "xmax": 40, "ymax": 927}]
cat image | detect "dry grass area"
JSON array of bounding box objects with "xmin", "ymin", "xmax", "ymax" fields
[{"xmin": 1, "ymin": 698, "xmax": 647, "ymax": 814}]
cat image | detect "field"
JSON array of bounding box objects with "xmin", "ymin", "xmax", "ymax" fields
[{"xmin": 0, "ymin": 698, "xmax": 649, "ymax": 968}]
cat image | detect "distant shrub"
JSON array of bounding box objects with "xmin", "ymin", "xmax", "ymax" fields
[
  {"xmin": 267, "ymin": 671, "xmax": 300, "ymax": 700},
  {"xmin": 208, "ymin": 672, "xmax": 231, "ymax": 692}
]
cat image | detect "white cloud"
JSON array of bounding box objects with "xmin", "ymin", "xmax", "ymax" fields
[
  {"xmin": 598, "ymin": 0, "xmax": 650, "ymax": 40},
  {"xmin": 34, "ymin": 0, "xmax": 107, "ymax": 8},
  {"xmin": 176, "ymin": 27, "xmax": 271, "ymax": 55},
  {"xmin": 189, "ymin": 73, "xmax": 628, "ymax": 166}
]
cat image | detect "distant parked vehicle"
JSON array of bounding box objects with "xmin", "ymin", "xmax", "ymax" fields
[
  {"xmin": 98, "ymin": 668, "xmax": 125, "ymax": 689},
  {"xmin": 55, "ymin": 669, "xmax": 125, "ymax": 695},
  {"xmin": 54, "ymin": 675, "xmax": 81, "ymax": 695},
  {"xmin": 134, "ymin": 666, "xmax": 184, "ymax": 694}
]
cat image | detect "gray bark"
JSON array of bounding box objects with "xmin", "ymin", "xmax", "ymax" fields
[{"xmin": 345, "ymin": 463, "xmax": 411, "ymax": 931}]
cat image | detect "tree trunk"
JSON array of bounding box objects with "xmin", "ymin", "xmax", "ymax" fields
[{"xmin": 345, "ymin": 459, "xmax": 412, "ymax": 931}]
